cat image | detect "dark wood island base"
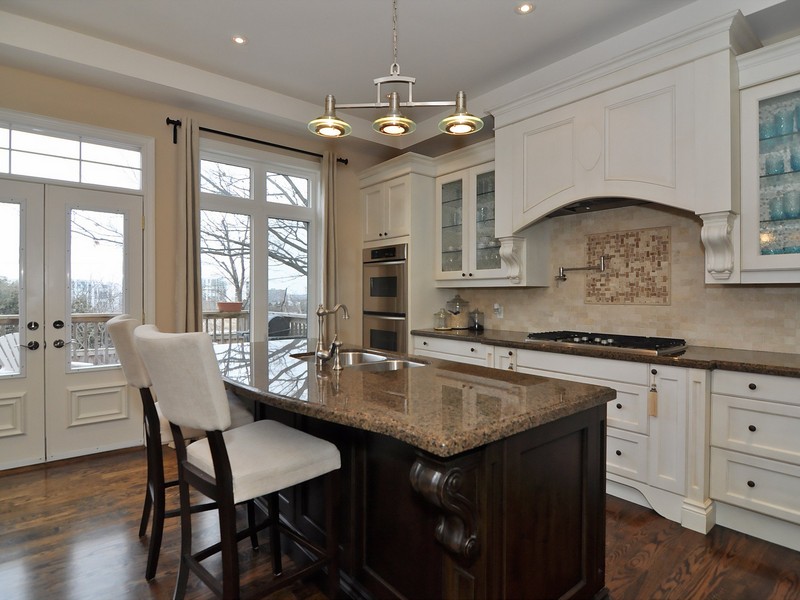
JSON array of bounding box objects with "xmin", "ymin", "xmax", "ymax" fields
[{"xmin": 256, "ymin": 401, "xmax": 608, "ymax": 600}]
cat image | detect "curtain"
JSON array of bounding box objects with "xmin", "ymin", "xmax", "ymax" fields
[
  {"xmin": 321, "ymin": 151, "xmax": 338, "ymax": 339},
  {"xmin": 174, "ymin": 118, "xmax": 202, "ymax": 332}
]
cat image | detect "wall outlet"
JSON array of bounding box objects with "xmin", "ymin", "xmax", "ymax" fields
[{"xmin": 493, "ymin": 303, "xmax": 503, "ymax": 319}]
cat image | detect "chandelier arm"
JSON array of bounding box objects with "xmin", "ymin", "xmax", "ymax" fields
[{"xmin": 335, "ymin": 101, "xmax": 456, "ymax": 109}]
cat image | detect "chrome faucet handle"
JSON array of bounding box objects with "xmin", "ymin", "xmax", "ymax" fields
[{"xmin": 331, "ymin": 338, "xmax": 344, "ymax": 371}]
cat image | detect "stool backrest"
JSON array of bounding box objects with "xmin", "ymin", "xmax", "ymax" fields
[
  {"xmin": 135, "ymin": 325, "xmax": 232, "ymax": 432},
  {"xmin": 107, "ymin": 314, "xmax": 151, "ymax": 389}
]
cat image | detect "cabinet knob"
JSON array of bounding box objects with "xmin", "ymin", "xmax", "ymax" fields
[
  {"xmin": 616, "ymin": 403, "xmax": 622, "ymax": 409},
  {"xmin": 422, "ymin": 341, "xmax": 428, "ymax": 346},
  {"xmin": 384, "ymin": 232, "xmax": 388, "ymax": 236},
  {"xmin": 378, "ymin": 233, "xmax": 383, "ymax": 237},
  {"xmin": 651, "ymin": 368, "xmax": 657, "ymax": 375},
  {"xmin": 748, "ymin": 424, "xmax": 757, "ymax": 432},
  {"xmin": 462, "ymin": 273, "xmax": 466, "ymax": 277},
  {"xmin": 468, "ymin": 272, "xmax": 473, "ymax": 277},
  {"xmin": 748, "ymin": 383, "xmax": 757, "ymax": 390},
  {"xmin": 470, "ymin": 347, "xmax": 475, "ymax": 353},
  {"xmin": 615, "ymin": 450, "xmax": 622, "ymax": 456},
  {"xmin": 747, "ymin": 480, "xmax": 756, "ymax": 488},
  {"xmin": 508, "ymin": 351, "xmax": 513, "ymax": 356}
]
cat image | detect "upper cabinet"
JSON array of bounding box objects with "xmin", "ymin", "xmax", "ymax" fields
[
  {"xmin": 738, "ymin": 37, "xmax": 800, "ymax": 283},
  {"xmin": 362, "ymin": 176, "xmax": 410, "ymax": 242},
  {"xmin": 436, "ymin": 162, "xmax": 506, "ymax": 283}
]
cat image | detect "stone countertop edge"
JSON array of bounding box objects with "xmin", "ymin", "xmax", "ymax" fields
[
  {"xmin": 411, "ymin": 328, "xmax": 800, "ymax": 378},
  {"xmin": 227, "ymin": 358, "xmax": 616, "ymax": 459}
]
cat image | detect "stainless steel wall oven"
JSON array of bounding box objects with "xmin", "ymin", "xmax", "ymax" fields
[{"xmin": 363, "ymin": 244, "xmax": 407, "ymax": 353}]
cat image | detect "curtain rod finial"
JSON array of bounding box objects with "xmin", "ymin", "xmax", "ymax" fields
[
  {"xmin": 336, "ymin": 157, "xmax": 348, "ymax": 166},
  {"xmin": 166, "ymin": 117, "xmax": 182, "ymax": 144}
]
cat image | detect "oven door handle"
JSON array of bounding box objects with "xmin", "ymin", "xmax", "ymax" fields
[
  {"xmin": 363, "ymin": 312, "xmax": 406, "ymax": 320},
  {"xmin": 364, "ymin": 259, "xmax": 406, "ymax": 267}
]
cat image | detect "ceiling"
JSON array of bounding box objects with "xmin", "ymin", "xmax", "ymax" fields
[{"xmin": 1, "ymin": 0, "xmax": 799, "ymax": 153}]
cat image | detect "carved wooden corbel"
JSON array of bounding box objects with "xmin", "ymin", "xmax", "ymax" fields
[{"xmin": 409, "ymin": 456, "xmax": 479, "ymax": 560}]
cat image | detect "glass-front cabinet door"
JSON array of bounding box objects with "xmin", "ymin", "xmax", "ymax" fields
[
  {"xmin": 741, "ymin": 72, "xmax": 800, "ymax": 273},
  {"xmin": 436, "ymin": 162, "xmax": 504, "ymax": 283}
]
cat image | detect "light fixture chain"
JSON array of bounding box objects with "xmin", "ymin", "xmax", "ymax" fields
[{"xmin": 391, "ymin": 0, "xmax": 399, "ymax": 74}]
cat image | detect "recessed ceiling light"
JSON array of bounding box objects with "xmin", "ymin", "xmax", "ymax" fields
[
  {"xmin": 232, "ymin": 35, "xmax": 247, "ymax": 45},
  {"xmin": 515, "ymin": 2, "xmax": 535, "ymax": 15}
]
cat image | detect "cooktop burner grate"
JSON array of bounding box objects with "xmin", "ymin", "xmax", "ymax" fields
[{"xmin": 525, "ymin": 330, "xmax": 687, "ymax": 356}]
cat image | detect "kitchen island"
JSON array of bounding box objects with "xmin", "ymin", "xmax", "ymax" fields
[{"xmin": 218, "ymin": 340, "xmax": 616, "ymax": 600}]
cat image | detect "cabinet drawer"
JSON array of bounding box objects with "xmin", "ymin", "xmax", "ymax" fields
[
  {"xmin": 606, "ymin": 384, "xmax": 649, "ymax": 434},
  {"xmin": 711, "ymin": 395, "xmax": 800, "ymax": 464},
  {"xmin": 710, "ymin": 448, "xmax": 800, "ymax": 525},
  {"xmin": 515, "ymin": 348, "xmax": 648, "ymax": 385},
  {"xmin": 711, "ymin": 370, "xmax": 800, "ymax": 406},
  {"xmin": 607, "ymin": 429, "xmax": 648, "ymax": 483},
  {"xmin": 413, "ymin": 336, "xmax": 486, "ymax": 360}
]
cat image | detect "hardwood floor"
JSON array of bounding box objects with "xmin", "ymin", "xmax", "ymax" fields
[{"xmin": 0, "ymin": 447, "xmax": 798, "ymax": 600}]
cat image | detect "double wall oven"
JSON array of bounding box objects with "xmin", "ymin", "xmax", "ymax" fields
[{"xmin": 363, "ymin": 243, "xmax": 407, "ymax": 353}]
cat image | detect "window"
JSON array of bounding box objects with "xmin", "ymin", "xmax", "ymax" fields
[
  {"xmin": 199, "ymin": 140, "xmax": 320, "ymax": 345},
  {"xmin": 0, "ymin": 122, "xmax": 142, "ymax": 190}
]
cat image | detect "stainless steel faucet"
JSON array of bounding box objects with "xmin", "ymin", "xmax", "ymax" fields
[{"xmin": 315, "ymin": 303, "xmax": 349, "ymax": 369}]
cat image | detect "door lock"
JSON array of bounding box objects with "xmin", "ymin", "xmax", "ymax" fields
[
  {"xmin": 19, "ymin": 340, "xmax": 40, "ymax": 351},
  {"xmin": 27, "ymin": 321, "xmax": 39, "ymax": 331},
  {"xmin": 53, "ymin": 339, "xmax": 74, "ymax": 349}
]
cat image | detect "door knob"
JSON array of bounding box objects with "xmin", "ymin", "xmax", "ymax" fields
[
  {"xmin": 53, "ymin": 339, "xmax": 75, "ymax": 349},
  {"xmin": 19, "ymin": 340, "xmax": 40, "ymax": 350},
  {"xmin": 53, "ymin": 320, "xmax": 65, "ymax": 329},
  {"xmin": 27, "ymin": 321, "xmax": 39, "ymax": 331}
]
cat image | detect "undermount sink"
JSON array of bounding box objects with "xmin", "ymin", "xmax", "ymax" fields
[
  {"xmin": 347, "ymin": 359, "xmax": 426, "ymax": 372},
  {"xmin": 336, "ymin": 350, "xmax": 388, "ymax": 366}
]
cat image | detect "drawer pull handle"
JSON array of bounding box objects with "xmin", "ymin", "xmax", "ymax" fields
[
  {"xmin": 748, "ymin": 425, "xmax": 757, "ymax": 432},
  {"xmin": 616, "ymin": 403, "xmax": 622, "ymax": 409},
  {"xmin": 423, "ymin": 341, "xmax": 428, "ymax": 346},
  {"xmin": 615, "ymin": 450, "xmax": 622, "ymax": 456},
  {"xmin": 470, "ymin": 347, "xmax": 475, "ymax": 353},
  {"xmin": 748, "ymin": 383, "xmax": 757, "ymax": 390},
  {"xmin": 747, "ymin": 480, "xmax": 756, "ymax": 488}
]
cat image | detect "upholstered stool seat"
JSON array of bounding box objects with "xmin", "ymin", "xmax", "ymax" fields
[{"xmin": 134, "ymin": 325, "xmax": 341, "ymax": 600}]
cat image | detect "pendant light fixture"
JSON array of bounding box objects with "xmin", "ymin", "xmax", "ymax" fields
[{"xmin": 308, "ymin": 0, "xmax": 483, "ymax": 139}]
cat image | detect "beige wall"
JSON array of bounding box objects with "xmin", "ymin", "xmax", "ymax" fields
[
  {"xmin": 0, "ymin": 64, "xmax": 393, "ymax": 341},
  {"xmin": 465, "ymin": 204, "xmax": 800, "ymax": 353}
]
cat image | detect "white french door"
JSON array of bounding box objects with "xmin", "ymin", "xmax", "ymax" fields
[{"xmin": 0, "ymin": 179, "xmax": 144, "ymax": 470}]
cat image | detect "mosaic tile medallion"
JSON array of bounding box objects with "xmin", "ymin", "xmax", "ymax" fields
[{"xmin": 585, "ymin": 226, "xmax": 670, "ymax": 305}]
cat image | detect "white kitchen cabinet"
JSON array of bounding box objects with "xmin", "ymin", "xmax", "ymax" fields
[
  {"xmin": 710, "ymin": 370, "xmax": 800, "ymax": 544},
  {"xmin": 362, "ymin": 176, "xmax": 410, "ymax": 242},
  {"xmin": 436, "ymin": 162, "xmax": 506, "ymax": 284},
  {"xmin": 412, "ymin": 335, "xmax": 490, "ymax": 367},
  {"xmin": 738, "ymin": 37, "xmax": 800, "ymax": 283}
]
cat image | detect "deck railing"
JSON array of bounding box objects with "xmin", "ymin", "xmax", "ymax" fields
[{"xmin": 1, "ymin": 311, "xmax": 309, "ymax": 367}]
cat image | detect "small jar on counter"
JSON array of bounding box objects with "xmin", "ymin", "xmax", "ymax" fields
[{"xmin": 433, "ymin": 308, "xmax": 451, "ymax": 330}]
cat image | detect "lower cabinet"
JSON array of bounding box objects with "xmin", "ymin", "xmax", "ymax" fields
[{"xmin": 710, "ymin": 370, "xmax": 800, "ymax": 551}]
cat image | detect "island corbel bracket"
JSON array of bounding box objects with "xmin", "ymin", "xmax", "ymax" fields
[{"xmin": 409, "ymin": 456, "xmax": 479, "ymax": 560}]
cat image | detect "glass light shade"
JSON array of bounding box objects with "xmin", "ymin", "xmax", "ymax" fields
[
  {"xmin": 438, "ymin": 91, "xmax": 484, "ymax": 135},
  {"xmin": 372, "ymin": 91, "xmax": 416, "ymax": 136},
  {"xmin": 308, "ymin": 95, "xmax": 352, "ymax": 138}
]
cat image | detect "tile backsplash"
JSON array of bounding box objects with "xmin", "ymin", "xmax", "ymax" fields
[{"xmin": 464, "ymin": 204, "xmax": 800, "ymax": 354}]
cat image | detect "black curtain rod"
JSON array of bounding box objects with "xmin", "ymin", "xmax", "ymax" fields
[{"xmin": 165, "ymin": 118, "xmax": 348, "ymax": 165}]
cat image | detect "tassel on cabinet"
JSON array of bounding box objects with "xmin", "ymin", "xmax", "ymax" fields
[{"xmin": 647, "ymin": 368, "xmax": 658, "ymax": 417}]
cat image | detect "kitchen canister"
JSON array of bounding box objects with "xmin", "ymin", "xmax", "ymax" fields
[
  {"xmin": 445, "ymin": 293, "xmax": 470, "ymax": 329},
  {"xmin": 433, "ymin": 308, "xmax": 451, "ymax": 330}
]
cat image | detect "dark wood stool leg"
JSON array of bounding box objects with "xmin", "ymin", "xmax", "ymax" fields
[
  {"xmin": 267, "ymin": 492, "xmax": 283, "ymax": 576},
  {"xmin": 145, "ymin": 481, "xmax": 166, "ymax": 581},
  {"xmin": 138, "ymin": 486, "xmax": 152, "ymax": 538},
  {"xmin": 326, "ymin": 470, "xmax": 340, "ymax": 599},
  {"xmin": 246, "ymin": 499, "xmax": 260, "ymax": 551}
]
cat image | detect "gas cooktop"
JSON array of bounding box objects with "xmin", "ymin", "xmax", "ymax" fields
[{"xmin": 525, "ymin": 330, "xmax": 687, "ymax": 356}]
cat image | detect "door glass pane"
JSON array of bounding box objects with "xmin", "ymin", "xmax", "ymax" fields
[
  {"xmin": 475, "ymin": 171, "xmax": 500, "ymax": 271},
  {"xmin": 266, "ymin": 172, "xmax": 309, "ymax": 207},
  {"xmin": 758, "ymin": 90, "xmax": 800, "ymax": 255},
  {"xmin": 69, "ymin": 209, "xmax": 125, "ymax": 368},
  {"xmin": 200, "ymin": 210, "xmax": 251, "ymax": 342},
  {"xmin": 441, "ymin": 180, "xmax": 463, "ymax": 272},
  {"xmin": 0, "ymin": 201, "xmax": 20, "ymax": 375},
  {"xmin": 268, "ymin": 218, "xmax": 308, "ymax": 340}
]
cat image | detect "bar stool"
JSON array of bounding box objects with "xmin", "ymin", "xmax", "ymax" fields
[
  {"xmin": 134, "ymin": 325, "xmax": 341, "ymax": 600},
  {"xmin": 107, "ymin": 315, "xmax": 253, "ymax": 581}
]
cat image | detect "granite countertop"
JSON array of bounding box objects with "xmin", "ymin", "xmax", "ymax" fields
[
  {"xmin": 218, "ymin": 340, "xmax": 615, "ymax": 458},
  {"xmin": 411, "ymin": 328, "xmax": 800, "ymax": 378}
]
